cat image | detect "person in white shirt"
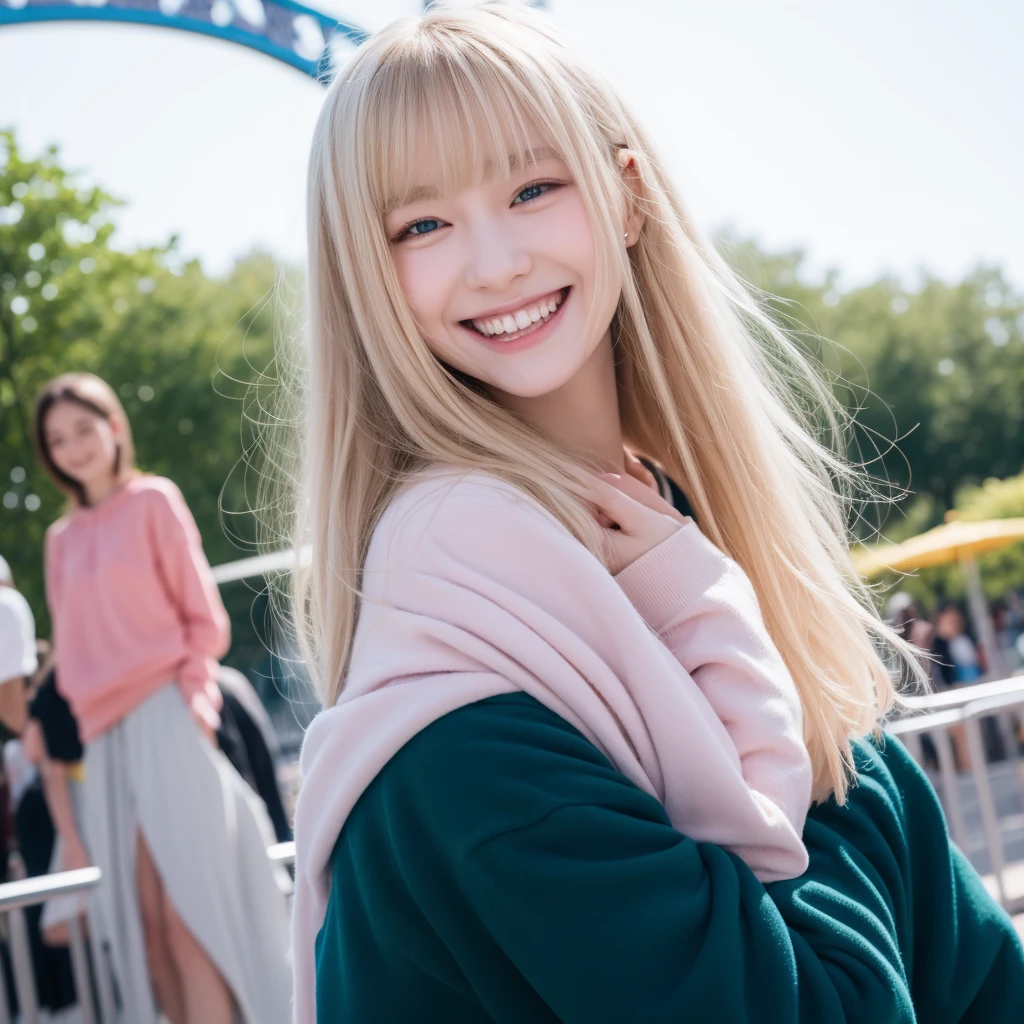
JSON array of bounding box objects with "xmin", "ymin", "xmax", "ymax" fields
[{"xmin": 0, "ymin": 553, "xmax": 36, "ymax": 734}]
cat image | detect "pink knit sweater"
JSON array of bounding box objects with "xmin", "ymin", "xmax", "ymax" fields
[
  {"xmin": 44, "ymin": 476, "xmax": 230, "ymax": 741},
  {"xmin": 291, "ymin": 470, "xmax": 811, "ymax": 1023}
]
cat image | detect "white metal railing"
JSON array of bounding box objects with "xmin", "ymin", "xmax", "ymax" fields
[
  {"xmin": 886, "ymin": 674, "xmax": 1024, "ymax": 910},
  {"xmin": 0, "ymin": 844, "xmax": 295, "ymax": 1024},
  {"xmin": 901, "ymin": 674, "xmax": 1024, "ymax": 712},
  {"xmin": 268, "ymin": 841, "xmax": 296, "ymax": 865},
  {"xmin": 0, "ymin": 868, "xmax": 106, "ymax": 1024},
  {"xmin": 210, "ymin": 546, "xmax": 309, "ymax": 585}
]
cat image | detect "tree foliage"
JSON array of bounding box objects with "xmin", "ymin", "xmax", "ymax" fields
[
  {"xmin": 724, "ymin": 235, "xmax": 1024, "ymax": 612},
  {"xmin": 725, "ymin": 234, "xmax": 1024, "ymax": 529}
]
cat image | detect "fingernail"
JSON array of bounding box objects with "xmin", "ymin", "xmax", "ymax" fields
[{"xmin": 601, "ymin": 472, "xmax": 621, "ymax": 480}]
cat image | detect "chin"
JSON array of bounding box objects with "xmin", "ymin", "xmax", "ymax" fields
[
  {"xmin": 65, "ymin": 464, "xmax": 106, "ymax": 490},
  {"xmin": 489, "ymin": 357, "xmax": 590, "ymax": 400},
  {"xmin": 495, "ymin": 378, "xmax": 570, "ymax": 400}
]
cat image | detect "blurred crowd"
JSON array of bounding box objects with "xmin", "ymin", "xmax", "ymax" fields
[{"xmin": 886, "ymin": 590, "xmax": 1024, "ymax": 689}]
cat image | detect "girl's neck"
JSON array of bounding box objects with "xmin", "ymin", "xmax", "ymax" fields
[{"xmin": 490, "ymin": 332, "xmax": 625, "ymax": 473}]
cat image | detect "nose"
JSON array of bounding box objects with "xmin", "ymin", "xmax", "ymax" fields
[
  {"xmin": 67, "ymin": 437, "xmax": 92, "ymax": 466},
  {"xmin": 462, "ymin": 216, "xmax": 532, "ymax": 294}
]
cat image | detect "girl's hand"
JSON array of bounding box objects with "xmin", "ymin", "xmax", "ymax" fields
[
  {"xmin": 587, "ymin": 470, "xmax": 692, "ymax": 574},
  {"xmin": 189, "ymin": 687, "xmax": 221, "ymax": 746},
  {"xmin": 21, "ymin": 720, "xmax": 44, "ymax": 766},
  {"xmin": 61, "ymin": 834, "xmax": 91, "ymax": 873}
]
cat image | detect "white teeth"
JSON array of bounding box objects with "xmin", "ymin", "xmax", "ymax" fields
[{"xmin": 469, "ymin": 290, "xmax": 565, "ymax": 337}]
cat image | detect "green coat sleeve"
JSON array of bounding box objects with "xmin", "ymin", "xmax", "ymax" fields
[{"xmin": 454, "ymin": 737, "xmax": 912, "ymax": 1022}]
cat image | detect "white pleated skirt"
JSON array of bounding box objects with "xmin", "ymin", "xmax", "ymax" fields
[{"xmin": 82, "ymin": 684, "xmax": 292, "ymax": 1024}]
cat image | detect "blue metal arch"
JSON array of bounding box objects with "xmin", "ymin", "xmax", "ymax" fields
[{"xmin": 0, "ymin": 0, "xmax": 368, "ymax": 82}]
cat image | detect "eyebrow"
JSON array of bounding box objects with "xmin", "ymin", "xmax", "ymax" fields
[{"xmin": 385, "ymin": 146, "xmax": 563, "ymax": 214}]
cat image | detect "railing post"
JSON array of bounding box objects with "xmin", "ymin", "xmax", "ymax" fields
[
  {"xmin": 933, "ymin": 726, "xmax": 967, "ymax": 849},
  {"xmin": 68, "ymin": 914, "xmax": 96, "ymax": 1024},
  {"xmin": 90, "ymin": 927, "xmax": 118, "ymax": 1024},
  {"xmin": 996, "ymin": 711, "xmax": 1021, "ymax": 772},
  {"xmin": 8, "ymin": 905, "xmax": 39, "ymax": 1023},
  {"xmin": 901, "ymin": 731, "xmax": 925, "ymax": 766},
  {"xmin": 964, "ymin": 713, "xmax": 1007, "ymax": 906},
  {"xmin": 0, "ymin": 929, "xmax": 11, "ymax": 1024}
]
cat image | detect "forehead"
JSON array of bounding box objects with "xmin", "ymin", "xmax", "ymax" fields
[
  {"xmin": 385, "ymin": 142, "xmax": 563, "ymax": 213},
  {"xmin": 46, "ymin": 399, "xmax": 102, "ymax": 431}
]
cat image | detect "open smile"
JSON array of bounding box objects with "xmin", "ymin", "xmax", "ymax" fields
[{"xmin": 461, "ymin": 287, "xmax": 570, "ymax": 344}]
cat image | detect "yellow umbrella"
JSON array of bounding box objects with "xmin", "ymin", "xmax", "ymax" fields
[
  {"xmin": 852, "ymin": 518, "xmax": 1024, "ymax": 576},
  {"xmin": 852, "ymin": 517, "xmax": 1024, "ymax": 677}
]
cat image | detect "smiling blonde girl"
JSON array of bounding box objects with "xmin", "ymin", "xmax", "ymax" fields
[{"xmin": 289, "ymin": 5, "xmax": 1024, "ymax": 1022}]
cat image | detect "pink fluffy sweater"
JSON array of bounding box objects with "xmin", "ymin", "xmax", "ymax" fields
[
  {"xmin": 291, "ymin": 471, "xmax": 811, "ymax": 1023},
  {"xmin": 44, "ymin": 475, "xmax": 230, "ymax": 741}
]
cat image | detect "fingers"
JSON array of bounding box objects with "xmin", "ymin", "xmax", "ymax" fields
[
  {"xmin": 598, "ymin": 470, "xmax": 689, "ymax": 525},
  {"xmin": 584, "ymin": 474, "xmax": 647, "ymax": 533}
]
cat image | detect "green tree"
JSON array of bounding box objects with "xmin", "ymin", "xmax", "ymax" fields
[{"xmin": 725, "ymin": 236, "xmax": 1024, "ymax": 534}]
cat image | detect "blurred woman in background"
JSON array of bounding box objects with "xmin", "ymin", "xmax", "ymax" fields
[
  {"xmin": 34, "ymin": 372, "xmax": 290, "ymax": 1024},
  {"xmin": 934, "ymin": 604, "xmax": 982, "ymax": 685}
]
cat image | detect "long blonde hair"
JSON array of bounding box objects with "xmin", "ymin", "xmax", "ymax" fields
[{"xmin": 287, "ymin": 2, "xmax": 921, "ymax": 802}]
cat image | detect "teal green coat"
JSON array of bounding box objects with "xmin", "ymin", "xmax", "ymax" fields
[{"xmin": 315, "ymin": 692, "xmax": 1024, "ymax": 1022}]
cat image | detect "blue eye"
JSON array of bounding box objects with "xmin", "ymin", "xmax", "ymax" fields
[
  {"xmin": 514, "ymin": 182, "xmax": 556, "ymax": 204},
  {"xmin": 394, "ymin": 181, "xmax": 561, "ymax": 241},
  {"xmin": 405, "ymin": 218, "xmax": 443, "ymax": 237}
]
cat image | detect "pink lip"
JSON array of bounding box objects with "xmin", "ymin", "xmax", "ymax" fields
[
  {"xmin": 460, "ymin": 287, "xmax": 571, "ymax": 355},
  {"xmin": 464, "ymin": 287, "xmax": 566, "ymax": 322}
]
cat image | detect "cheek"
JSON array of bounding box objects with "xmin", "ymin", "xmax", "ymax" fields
[
  {"xmin": 96, "ymin": 427, "xmax": 118, "ymax": 459},
  {"xmin": 393, "ymin": 248, "xmax": 454, "ymax": 331},
  {"xmin": 77, "ymin": 426, "xmax": 116, "ymax": 468},
  {"xmin": 48, "ymin": 444, "xmax": 70, "ymax": 471},
  {"xmin": 537, "ymin": 195, "xmax": 597, "ymax": 283}
]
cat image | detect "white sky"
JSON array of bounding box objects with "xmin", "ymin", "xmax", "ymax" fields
[{"xmin": 1, "ymin": 0, "xmax": 1021, "ymax": 289}]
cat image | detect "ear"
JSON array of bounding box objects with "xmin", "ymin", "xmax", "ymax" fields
[
  {"xmin": 616, "ymin": 149, "xmax": 646, "ymax": 247},
  {"xmin": 108, "ymin": 412, "xmax": 126, "ymax": 441}
]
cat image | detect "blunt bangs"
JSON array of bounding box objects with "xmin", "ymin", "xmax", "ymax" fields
[{"xmin": 346, "ymin": 17, "xmax": 606, "ymax": 225}]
